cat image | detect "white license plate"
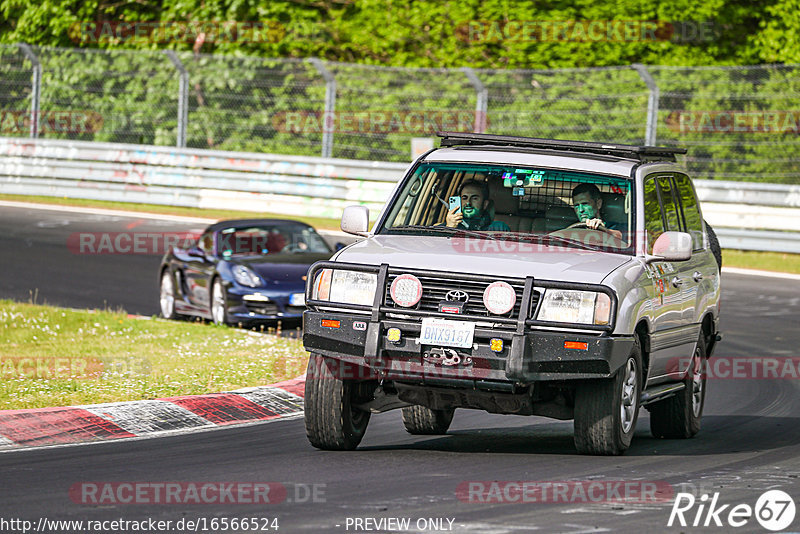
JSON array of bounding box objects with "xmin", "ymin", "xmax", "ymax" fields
[{"xmin": 419, "ymin": 318, "xmax": 475, "ymax": 349}]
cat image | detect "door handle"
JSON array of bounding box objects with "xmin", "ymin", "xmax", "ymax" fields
[
  {"xmin": 693, "ymin": 271, "xmax": 703, "ymax": 282},
  {"xmin": 671, "ymin": 276, "xmax": 684, "ymax": 288}
]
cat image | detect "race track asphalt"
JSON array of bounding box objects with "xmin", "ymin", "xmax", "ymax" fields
[{"xmin": 2, "ymin": 203, "xmax": 800, "ymax": 533}]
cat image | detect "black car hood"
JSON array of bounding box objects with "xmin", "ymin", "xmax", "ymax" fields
[{"xmin": 234, "ymin": 253, "xmax": 331, "ymax": 283}]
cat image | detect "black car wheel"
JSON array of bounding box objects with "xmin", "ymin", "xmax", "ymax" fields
[
  {"xmin": 304, "ymin": 353, "xmax": 373, "ymax": 450},
  {"xmin": 649, "ymin": 334, "xmax": 707, "ymax": 439},
  {"xmin": 159, "ymin": 270, "xmax": 181, "ymax": 320},
  {"xmin": 211, "ymin": 278, "xmax": 229, "ymax": 325},
  {"xmin": 574, "ymin": 338, "xmax": 643, "ymax": 455},
  {"xmin": 401, "ymin": 406, "xmax": 455, "ymax": 435}
]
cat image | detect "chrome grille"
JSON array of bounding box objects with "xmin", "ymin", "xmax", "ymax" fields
[{"xmin": 384, "ymin": 271, "xmax": 538, "ymax": 320}]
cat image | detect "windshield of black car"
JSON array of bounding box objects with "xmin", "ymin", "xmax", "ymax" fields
[
  {"xmin": 380, "ymin": 162, "xmax": 634, "ymax": 253},
  {"xmin": 217, "ymin": 224, "xmax": 331, "ymax": 256}
]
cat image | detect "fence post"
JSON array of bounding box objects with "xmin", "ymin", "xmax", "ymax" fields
[
  {"xmin": 18, "ymin": 44, "xmax": 41, "ymax": 139},
  {"xmin": 632, "ymin": 63, "xmax": 659, "ymax": 146},
  {"xmin": 164, "ymin": 50, "xmax": 188, "ymax": 148},
  {"xmin": 461, "ymin": 67, "xmax": 488, "ymax": 133},
  {"xmin": 309, "ymin": 58, "xmax": 336, "ymax": 158}
]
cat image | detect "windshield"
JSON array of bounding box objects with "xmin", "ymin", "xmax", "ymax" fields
[
  {"xmin": 380, "ymin": 162, "xmax": 634, "ymax": 253},
  {"xmin": 217, "ymin": 223, "xmax": 331, "ymax": 257}
]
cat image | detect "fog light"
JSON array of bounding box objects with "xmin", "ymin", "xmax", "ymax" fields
[
  {"xmin": 490, "ymin": 338, "xmax": 504, "ymax": 352},
  {"xmin": 386, "ymin": 328, "xmax": 401, "ymax": 343}
]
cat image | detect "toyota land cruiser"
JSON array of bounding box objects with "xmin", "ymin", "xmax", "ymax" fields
[{"xmin": 302, "ymin": 132, "xmax": 722, "ymax": 455}]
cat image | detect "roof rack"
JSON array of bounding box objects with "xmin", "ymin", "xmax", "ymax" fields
[{"xmin": 437, "ymin": 132, "xmax": 687, "ymax": 162}]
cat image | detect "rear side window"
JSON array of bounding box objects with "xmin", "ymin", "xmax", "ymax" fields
[{"xmin": 674, "ymin": 174, "xmax": 704, "ymax": 251}]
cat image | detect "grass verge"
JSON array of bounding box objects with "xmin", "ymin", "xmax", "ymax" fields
[
  {"xmin": 722, "ymin": 249, "xmax": 800, "ymax": 275},
  {"xmin": 0, "ymin": 300, "xmax": 310, "ymax": 410},
  {"xmin": 0, "ymin": 194, "xmax": 342, "ymax": 231}
]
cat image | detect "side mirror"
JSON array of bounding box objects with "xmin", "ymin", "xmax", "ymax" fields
[
  {"xmin": 646, "ymin": 231, "xmax": 692, "ymax": 263},
  {"xmin": 341, "ymin": 205, "xmax": 369, "ymax": 236},
  {"xmin": 187, "ymin": 246, "xmax": 205, "ymax": 259}
]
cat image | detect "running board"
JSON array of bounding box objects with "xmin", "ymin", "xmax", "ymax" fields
[{"xmin": 640, "ymin": 383, "xmax": 685, "ymax": 405}]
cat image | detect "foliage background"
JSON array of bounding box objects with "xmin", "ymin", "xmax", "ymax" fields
[{"xmin": 1, "ymin": 1, "xmax": 799, "ymax": 182}]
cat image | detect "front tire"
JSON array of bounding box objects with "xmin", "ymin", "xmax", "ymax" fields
[
  {"xmin": 649, "ymin": 335, "xmax": 707, "ymax": 439},
  {"xmin": 304, "ymin": 353, "xmax": 373, "ymax": 450},
  {"xmin": 401, "ymin": 406, "xmax": 455, "ymax": 435},
  {"xmin": 159, "ymin": 270, "xmax": 181, "ymax": 320},
  {"xmin": 211, "ymin": 278, "xmax": 228, "ymax": 325},
  {"xmin": 574, "ymin": 339, "xmax": 643, "ymax": 455}
]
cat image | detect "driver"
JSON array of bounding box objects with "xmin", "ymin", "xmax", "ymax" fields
[
  {"xmin": 445, "ymin": 180, "xmax": 511, "ymax": 231},
  {"xmin": 570, "ymin": 183, "xmax": 624, "ymax": 240}
]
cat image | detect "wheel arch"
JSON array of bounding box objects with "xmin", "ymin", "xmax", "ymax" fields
[{"xmin": 634, "ymin": 319, "xmax": 651, "ymax": 380}]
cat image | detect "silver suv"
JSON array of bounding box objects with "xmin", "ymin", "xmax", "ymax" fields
[{"xmin": 302, "ymin": 132, "xmax": 722, "ymax": 455}]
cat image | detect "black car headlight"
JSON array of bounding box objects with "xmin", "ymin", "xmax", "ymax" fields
[{"xmin": 232, "ymin": 265, "xmax": 263, "ymax": 288}]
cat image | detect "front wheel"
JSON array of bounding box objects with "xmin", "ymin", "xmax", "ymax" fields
[
  {"xmin": 649, "ymin": 334, "xmax": 707, "ymax": 439},
  {"xmin": 574, "ymin": 339, "xmax": 643, "ymax": 455},
  {"xmin": 401, "ymin": 406, "xmax": 455, "ymax": 435},
  {"xmin": 159, "ymin": 270, "xmax": 181, "ymax": 320},
  {"xmin": 210, "ymin": 278, "xmax": 228, "ymax": 325},
  {"xmin": 304, "ymin": 353, "xmax": 373, "ymax": 450}
]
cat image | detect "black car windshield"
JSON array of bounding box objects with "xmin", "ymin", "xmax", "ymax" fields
[
  {"xmin": 380, "ymin": 162, "xmax": 634, "ymax": 253},
  {"xmin": 217, "ymin": 223, "xmax": 331, "ymax": 257}
]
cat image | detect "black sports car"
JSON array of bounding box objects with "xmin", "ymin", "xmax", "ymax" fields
[{"xmin": 158, "ymin": 219, "xmax": 335, "ymax": 325}]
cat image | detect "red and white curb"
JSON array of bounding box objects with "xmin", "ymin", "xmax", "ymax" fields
[{"xmin": 0, "ymin": 377, "xmax": 305, "ymax": 451}]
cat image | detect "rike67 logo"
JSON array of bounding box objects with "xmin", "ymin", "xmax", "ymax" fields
[{"xmin": 668, "ymin": 490, "xmax": 796, "ymax": 531}]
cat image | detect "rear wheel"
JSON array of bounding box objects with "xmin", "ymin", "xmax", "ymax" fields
[
  {"xmin": 304, "ymin": 353, "xmax": 373, "ymax": 450},
  {"xmin": 211, "ymin": 278, "xmax": 228, "ymax": 325},
  {"xmin": 649, "ymin": 335, "xmax": 707, "ymax": 439},
  {"xmin": 574, "ymin": 339, "xmax": 643, "ymax": 455},
  {"xmin": 401, "ymin": 406, "xmax": 455, "ymax": 435}
]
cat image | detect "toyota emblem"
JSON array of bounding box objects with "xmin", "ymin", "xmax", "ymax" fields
[{"xmin": 445, "ymin": 290, "xmax": 469, "ymax": 303}]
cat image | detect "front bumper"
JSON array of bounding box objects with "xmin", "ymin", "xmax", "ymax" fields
[
  {"xmin": 226, "ymin": 286, "xmax": 305, "ymax": 321},
  {"xmin": 303, "ymin": 310, "xmax": 634, "ymax": 383}
]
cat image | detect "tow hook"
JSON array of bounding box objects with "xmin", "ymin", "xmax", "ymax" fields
[{"xmin": 423, "ymin": 347, "xmax": 473, "ymax": 367}]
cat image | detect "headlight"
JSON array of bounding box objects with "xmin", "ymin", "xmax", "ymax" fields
[
  {"xmin": 311, "ymin": 269, "xmax": 377, "ymax": 306},
  {"xmin": 537, "ymin": 289, "xmax": 611, "ymax": 325},
  {"xmin": 232, "ymin": 265, "xmax": 263, "ymax": 287}
]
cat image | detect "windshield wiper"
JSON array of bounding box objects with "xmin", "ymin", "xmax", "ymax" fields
[{"xmin": 386, "ymin": 225, "xmax": 498, "ymax": 240}]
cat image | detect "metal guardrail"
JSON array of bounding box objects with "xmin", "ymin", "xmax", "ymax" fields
[
  {"xmin": 0, "ymin": 137, "xmax": 405, "ymax": 220},
  {"xmin": 1, "ymin": 137, "xmax": 799, "ymax": 253}
]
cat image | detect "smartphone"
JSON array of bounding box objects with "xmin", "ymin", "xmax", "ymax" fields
[{"xmin": 448, "ymin": 196, "xmax": 461, "ymax": 214}]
